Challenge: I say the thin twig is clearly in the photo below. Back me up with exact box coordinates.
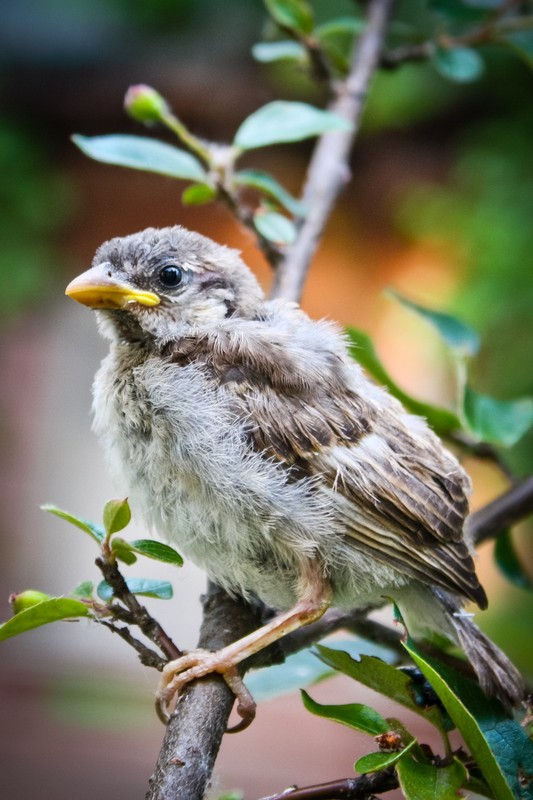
[467,475,533,545]
[146,583,264,800]
[271,0,397,302]
[258,769,399,800]
[96,556,182,660]
[98,619,166,670]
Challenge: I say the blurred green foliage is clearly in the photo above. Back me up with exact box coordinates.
[0,122,71,323]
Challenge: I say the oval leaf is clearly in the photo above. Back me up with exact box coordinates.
[396,756,468,800]
[130,539,183,566]
[71,581,95,600]
[387,289,480,357]
[41,504,105,543]
[254,210,296,244]
[264,0,314,35]
[0,598,90,641]
[252,41,307,63]
[301,690,389,735]
[355,740,416,775]
[96,578,173,602]
[432,46,485,83]
[72,134,206,182]
[463,385,533,446]
[234,101,352,150]
[103,498,131,536]
[494,530,533,591]
[235,168,307,216]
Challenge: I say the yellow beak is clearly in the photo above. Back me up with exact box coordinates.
[65,264,160,309]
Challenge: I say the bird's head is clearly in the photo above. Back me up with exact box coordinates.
[65,226,265,344]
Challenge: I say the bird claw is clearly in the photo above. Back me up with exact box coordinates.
[155,649,257,732]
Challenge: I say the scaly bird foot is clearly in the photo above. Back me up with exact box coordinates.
[155,649,256,731]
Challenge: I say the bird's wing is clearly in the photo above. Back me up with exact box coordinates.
[169,318,486,608]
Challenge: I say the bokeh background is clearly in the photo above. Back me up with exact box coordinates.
[1,1,532,798]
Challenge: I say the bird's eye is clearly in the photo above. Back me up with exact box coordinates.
[159,265,184,289]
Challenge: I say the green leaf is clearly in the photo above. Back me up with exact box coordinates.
[96,578,173,602]
[234,101,352,150]
[246,638,398,703]
[71,581,95,600]
[387,288,480,357]
[181,183,217,206]
[129,539,183,566]
[432,46,485,83]
[0,598,90,641]
[235,169,307,216]
[355,740,417,774]
[110,537,137,565]
[263,0,314,35]
[41,504,105,544]
[72,134,206,182]
[396,756,468,800]
[252,41,307,63]
[103,498,131,536]
[301,690,389,735]
[402,636,533,800]
[345,327,462,436]
[463,385,533,446]
[315,646,420,715]
[254,210,296,244]
[494,530,533,591]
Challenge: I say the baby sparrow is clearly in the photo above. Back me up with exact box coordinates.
[66,225,523,724]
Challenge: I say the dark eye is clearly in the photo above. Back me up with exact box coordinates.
[159,265,184,289]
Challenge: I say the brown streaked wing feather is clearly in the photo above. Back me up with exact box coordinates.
[167,334,486,608]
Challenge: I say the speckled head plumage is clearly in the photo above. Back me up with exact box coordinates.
[67,225,265,343]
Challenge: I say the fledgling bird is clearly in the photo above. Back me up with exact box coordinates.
[65,225,523,723]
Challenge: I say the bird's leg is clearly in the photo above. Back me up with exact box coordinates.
[156,567,332,727]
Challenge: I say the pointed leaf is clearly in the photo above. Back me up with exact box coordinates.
[264,0,314,35]
[345,327,462,436]
[254,210,296,244]
[355,740,417,775]
[396,756,468,799]
[41,504,105,543]
[235,169,307,216]
[96,578,173,601]
[463,385,533,446]
[301,690,389,735]
[494,530,533,591]
[387,289,480,357]
[72,134,206,181]
[130,539,183,566]
[234,101,352,150]
[103,498,131,536]
[246,638,398,703]
[432,46,485,83]
[0,598,90,641]
[252,41,307,63]
[402,635,533,800]
[181,183,217,205]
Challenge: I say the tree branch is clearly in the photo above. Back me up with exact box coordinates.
[258,769,399,800]
[467,475,533,545]
[271,0,397,302]
[146,582,265,800]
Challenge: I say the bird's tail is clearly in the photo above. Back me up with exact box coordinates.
[434,588,524,712]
